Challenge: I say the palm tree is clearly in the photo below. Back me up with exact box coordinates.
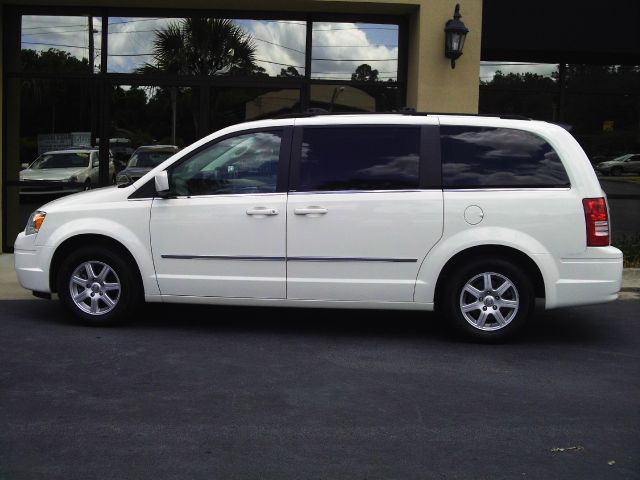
[138,17,261,76]
[137,18,264,142]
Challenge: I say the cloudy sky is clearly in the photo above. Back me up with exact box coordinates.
[21,15,556,81]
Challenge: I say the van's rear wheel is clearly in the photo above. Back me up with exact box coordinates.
[57,246,140,326]
[443,258,534,341]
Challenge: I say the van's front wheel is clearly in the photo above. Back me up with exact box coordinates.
[443,259,534,341]
[57,247,140,326]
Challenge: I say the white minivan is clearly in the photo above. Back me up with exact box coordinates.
[14,113,623,340]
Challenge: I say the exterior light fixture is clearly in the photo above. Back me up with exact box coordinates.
[444,3,469,69]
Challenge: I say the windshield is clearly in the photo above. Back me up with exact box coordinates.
[30,152,91,169]
[611,155,631,162]
[128,151,174,168]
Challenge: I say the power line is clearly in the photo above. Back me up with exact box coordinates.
[312,26,397,31]
[22,28,95,36]
[252,37,305,55]
[22,41,88,50]
[255,59,304,68]
[313,44,398,48]
[312,58,397,62]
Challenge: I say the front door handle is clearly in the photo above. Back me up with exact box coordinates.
[246,207,279,216]
[294,206,328,215]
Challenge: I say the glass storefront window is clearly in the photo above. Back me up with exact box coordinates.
[21,15,101,73]
[479,62,640,160]
[108,17,306,77]
[311,22,399,82]
[9,79,104,247]
[110,85,199,159]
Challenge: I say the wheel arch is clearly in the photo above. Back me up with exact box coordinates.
[49,234,143,294]
[433,245,546,310]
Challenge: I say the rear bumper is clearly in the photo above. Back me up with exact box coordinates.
[545,247,623,309]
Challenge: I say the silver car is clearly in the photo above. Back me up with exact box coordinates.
[19,149,115,195]
[596,153,640,176]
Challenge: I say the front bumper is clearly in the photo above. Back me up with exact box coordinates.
[14,232,55,294]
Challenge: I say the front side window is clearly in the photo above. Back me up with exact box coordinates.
[170,131,282,196]
[441,126,570,188]
[298,126,420,191]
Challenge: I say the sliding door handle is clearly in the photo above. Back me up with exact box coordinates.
[294,207,328,215]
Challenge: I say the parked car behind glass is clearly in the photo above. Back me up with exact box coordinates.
[596,153,640,176]
[116,145,179,185]
[19,148,115,195]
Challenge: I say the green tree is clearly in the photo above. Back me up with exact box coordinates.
[278,66,302,78]
[351,64,379,82]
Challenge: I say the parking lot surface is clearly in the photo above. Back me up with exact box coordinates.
[1,298,639,479]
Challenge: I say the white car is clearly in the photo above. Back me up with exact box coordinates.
[19,148,116,195]
[14,113,623,340]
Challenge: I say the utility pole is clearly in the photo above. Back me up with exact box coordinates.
[88,16,94,74]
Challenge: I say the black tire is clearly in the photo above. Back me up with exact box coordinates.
[611,167,623,176]
[57,246,141,326]
[83,179,92,190]
[442,258,534,342]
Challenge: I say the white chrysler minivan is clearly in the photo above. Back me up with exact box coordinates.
[14,113,623,340]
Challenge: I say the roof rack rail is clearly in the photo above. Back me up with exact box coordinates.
[274,109,531,121]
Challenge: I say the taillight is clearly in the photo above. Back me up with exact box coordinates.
[582,197,610,247]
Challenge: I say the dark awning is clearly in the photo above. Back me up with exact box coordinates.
[482,0,640,64]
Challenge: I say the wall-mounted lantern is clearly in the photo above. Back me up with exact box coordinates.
[444,3,469,69]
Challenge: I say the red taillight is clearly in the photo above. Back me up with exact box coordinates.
[582,197,610,247]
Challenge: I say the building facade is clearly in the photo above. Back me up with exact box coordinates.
[2,0,639,251]
[1,0,483,250]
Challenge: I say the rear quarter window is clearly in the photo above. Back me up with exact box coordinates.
[441,126,570,188]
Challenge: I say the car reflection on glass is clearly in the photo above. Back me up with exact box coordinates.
[596,153,640,176]
[19,148,116,195]
[116,145,180,185]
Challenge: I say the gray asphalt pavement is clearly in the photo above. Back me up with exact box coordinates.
[1,298,639,479]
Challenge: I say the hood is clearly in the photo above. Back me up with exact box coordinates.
[37,184,132,212]
[20,167,86,181]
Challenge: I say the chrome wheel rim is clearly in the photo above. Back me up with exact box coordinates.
[459,272,519,331]
[69,261,121,316]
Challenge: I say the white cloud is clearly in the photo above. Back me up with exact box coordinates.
[311,22,399,80]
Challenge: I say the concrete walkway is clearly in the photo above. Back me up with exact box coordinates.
[1,253,638,301]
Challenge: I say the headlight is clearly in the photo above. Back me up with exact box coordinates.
[116,174,129,184]
[68,175,78,183]
[25,211,46,236]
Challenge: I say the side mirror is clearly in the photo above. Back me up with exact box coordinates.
[154,171,170,197]
[21,163,29,169]
[92,159,100,168]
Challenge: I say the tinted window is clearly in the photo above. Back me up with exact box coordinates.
[170,131,281,196]
[441,126,570,188]
[299,127,420,191]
